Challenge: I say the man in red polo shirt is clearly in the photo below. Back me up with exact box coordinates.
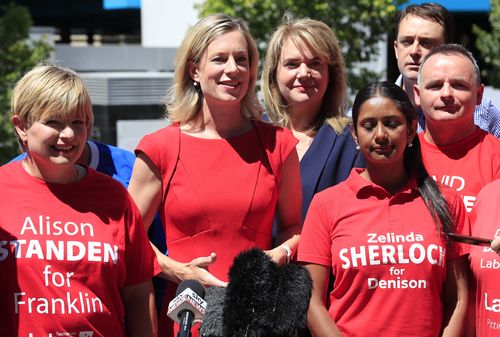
[414,44,500,213]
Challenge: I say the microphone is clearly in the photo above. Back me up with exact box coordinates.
[199,248,312,337]
[167,280,207,337]
[199,286,226,337]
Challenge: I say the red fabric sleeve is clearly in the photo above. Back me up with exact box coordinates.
[135,127,169,175]
[279,126,299,166]
[255,121,298,183]
[124,195,156,286]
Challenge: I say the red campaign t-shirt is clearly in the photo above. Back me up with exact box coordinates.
[0,161,155,337]
[419,129,500,213]
[298,169,469,337]
[469,179,500,337]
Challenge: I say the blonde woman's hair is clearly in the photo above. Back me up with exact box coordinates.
[11,64,93,126]
[261,18,349,135]
[11,64,93,150]
[166,13,261,124]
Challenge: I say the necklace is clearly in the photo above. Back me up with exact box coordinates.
[295,135,314,161]
[22,159,82,183]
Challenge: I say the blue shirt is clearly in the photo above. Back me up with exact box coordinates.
[10,140,135,186]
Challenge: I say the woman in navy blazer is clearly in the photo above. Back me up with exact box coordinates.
[262,18,364,220]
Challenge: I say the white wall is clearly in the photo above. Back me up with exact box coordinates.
[141,0,201,47]
[117,119,170,152]
[484,86,500,108]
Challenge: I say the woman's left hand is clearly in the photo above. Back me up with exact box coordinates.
[264,246,289,266]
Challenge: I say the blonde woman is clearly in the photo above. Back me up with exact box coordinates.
[128,14,302,337]
[0,64,155,337]
[261,18,364,220]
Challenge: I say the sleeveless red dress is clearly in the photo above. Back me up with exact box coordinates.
[136,121,298,337]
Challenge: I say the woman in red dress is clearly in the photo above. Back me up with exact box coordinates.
[128,14,302,337]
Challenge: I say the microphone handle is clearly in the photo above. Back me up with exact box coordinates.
[177,310,195,337]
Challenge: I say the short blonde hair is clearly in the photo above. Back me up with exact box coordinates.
[166,13,261,124]
[11,64,93,126]
[261,18,349,134]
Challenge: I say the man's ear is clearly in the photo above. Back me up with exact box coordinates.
[189,61,200,83]
[393,40,399,60]
[12,115,28,150]
[413,83,421,107]
[476,84,484,105]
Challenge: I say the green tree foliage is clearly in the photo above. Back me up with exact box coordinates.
[474,0,500,88]
[197,0,406,94]
[0,3,52,164]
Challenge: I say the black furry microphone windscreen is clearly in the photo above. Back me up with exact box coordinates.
[199,248,312,337]
[199,286,225,337]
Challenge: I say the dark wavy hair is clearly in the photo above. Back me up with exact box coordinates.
[395,2,455,43]
[352,81,454,235]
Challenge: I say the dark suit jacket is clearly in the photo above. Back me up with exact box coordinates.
[300,123,365,221]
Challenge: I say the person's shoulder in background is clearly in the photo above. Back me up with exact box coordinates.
[89,140,136,186]
[474,96,500,138]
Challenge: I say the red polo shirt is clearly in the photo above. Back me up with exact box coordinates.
[298,168,469,337]
[419,129,500,213]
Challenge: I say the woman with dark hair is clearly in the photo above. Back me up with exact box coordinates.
[298,81,469,336]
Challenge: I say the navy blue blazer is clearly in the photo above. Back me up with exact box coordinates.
[300,123,365,221]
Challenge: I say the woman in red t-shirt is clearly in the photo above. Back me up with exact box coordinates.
[298,81,469,337]
[1,64,155,337]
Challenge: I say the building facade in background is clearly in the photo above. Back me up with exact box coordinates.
[16,0,499,148]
